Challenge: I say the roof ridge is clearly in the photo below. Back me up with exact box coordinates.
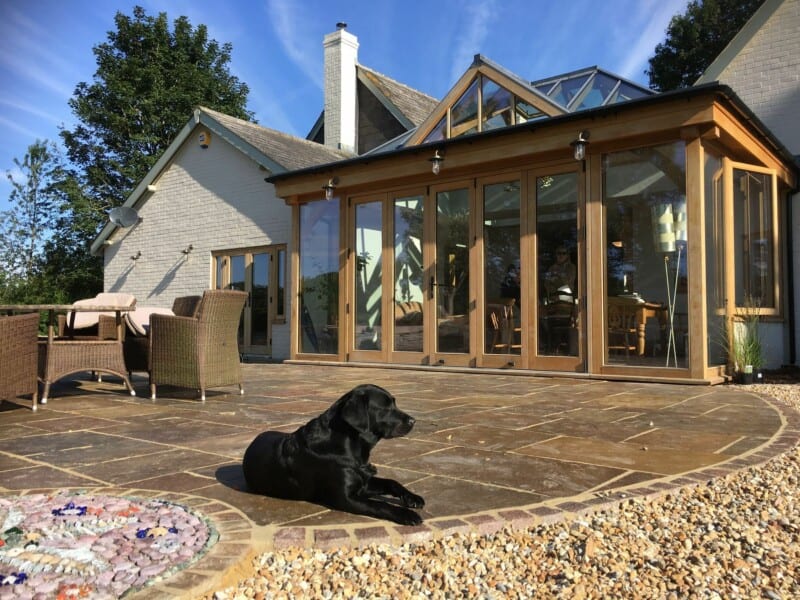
[198,106,352,157]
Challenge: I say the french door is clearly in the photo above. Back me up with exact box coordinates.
[214,246,286,356]
[344,171,583,372]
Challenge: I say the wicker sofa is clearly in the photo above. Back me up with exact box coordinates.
[148,290,247,401]
[0,313,40,411]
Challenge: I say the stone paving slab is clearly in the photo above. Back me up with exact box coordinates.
[1,363,797,598]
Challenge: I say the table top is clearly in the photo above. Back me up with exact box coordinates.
[0,304,135,312]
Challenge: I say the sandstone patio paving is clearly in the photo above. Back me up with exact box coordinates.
[0,362,795,599]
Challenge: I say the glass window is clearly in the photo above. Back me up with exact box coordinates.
[299,199,340,354]
[481,77,513,131]
[484,180,521,355]
[603,142,687,368]
[733,169,774,308]
[450,79,479,138]
[354,201,383,351]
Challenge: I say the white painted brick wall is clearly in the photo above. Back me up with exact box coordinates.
[716,0,800,154]
[103,131,292,359]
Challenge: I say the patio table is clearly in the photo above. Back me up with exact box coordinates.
[0,303,136,403]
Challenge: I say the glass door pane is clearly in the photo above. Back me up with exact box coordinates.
[393,195,424,353]
[299,200,340,354]
[435,189,470,354]
[230,255,246,346]
[483,180,521,356]
[251,253,269,348]
[536,172,579,359]
[354,201,383,351]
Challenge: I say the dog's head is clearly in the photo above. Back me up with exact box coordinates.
[336,384,415,445]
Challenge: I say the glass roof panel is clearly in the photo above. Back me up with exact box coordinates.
[547,74,590,107]
[607,81,649,104]
[450,78,479,138]
[481,77,513,131]
[573,72,618,110]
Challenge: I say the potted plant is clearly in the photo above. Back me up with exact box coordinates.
[726,300,764,384]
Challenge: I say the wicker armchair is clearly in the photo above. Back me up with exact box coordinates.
[149,290,247,401]
[0,313,40,411]
[123,295,201,376]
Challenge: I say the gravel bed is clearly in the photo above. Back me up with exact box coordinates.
[212,380,800,600]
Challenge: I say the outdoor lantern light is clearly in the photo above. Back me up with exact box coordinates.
[130,251,142,261]
[322,176,339,201]
[571,130,590,161]
[429,149,445,175]
[182,244,194,255]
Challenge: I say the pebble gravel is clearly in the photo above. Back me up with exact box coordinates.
[211,380,800,600]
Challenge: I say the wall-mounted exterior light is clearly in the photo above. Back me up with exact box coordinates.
[429,149,445,175]
[322,176,340,201]
[182,244,194,255]
[571,130,590,161]
[131,251,142,261]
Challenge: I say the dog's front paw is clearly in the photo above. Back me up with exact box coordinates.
[402,492,425,509]
[395,509,423,526]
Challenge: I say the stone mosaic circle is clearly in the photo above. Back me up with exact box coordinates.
[0,491,216,599]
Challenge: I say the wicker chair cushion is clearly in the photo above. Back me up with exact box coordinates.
[68,293,136,330]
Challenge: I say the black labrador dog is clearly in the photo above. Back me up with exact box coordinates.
[242,384,425,525]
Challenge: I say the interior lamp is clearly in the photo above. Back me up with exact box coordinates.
[322,176,339,201]
[571,130,590,161]
[429,149,445,175]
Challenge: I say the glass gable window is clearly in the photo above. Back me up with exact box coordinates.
[450,79,479,138]
[481,77,513,131]
[423,74,548,143]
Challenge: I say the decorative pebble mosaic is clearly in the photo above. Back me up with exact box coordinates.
[0,491,217,599]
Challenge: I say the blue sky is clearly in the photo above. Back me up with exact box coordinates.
[0,0,689,212]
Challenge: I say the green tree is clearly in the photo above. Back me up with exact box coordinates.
[0,141,63,303]
[49,5,254,300]
[646,0,765,92]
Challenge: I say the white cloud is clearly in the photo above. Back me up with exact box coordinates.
[0,115,46,141]
[616,0,689,81]
[266,0,323,88]
[449,0,498,83]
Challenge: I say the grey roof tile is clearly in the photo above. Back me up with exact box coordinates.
[200,106,352,171]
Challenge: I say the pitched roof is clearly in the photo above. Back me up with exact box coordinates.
[200,107,351,170]
[357,65,439,128]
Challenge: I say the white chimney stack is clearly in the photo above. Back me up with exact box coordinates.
[323,22,358,153]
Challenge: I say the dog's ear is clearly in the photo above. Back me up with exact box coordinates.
[339,387,370,435]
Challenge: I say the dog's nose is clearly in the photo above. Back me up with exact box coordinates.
[406,416,415,427]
